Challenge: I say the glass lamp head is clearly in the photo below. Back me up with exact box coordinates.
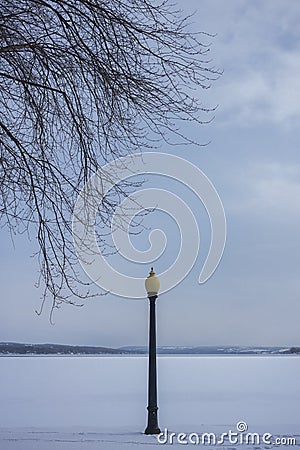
[145,267,160,297]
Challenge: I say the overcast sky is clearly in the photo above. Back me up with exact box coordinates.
[1,0,300,348]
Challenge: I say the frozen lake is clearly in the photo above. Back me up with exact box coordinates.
[0,356,299,449]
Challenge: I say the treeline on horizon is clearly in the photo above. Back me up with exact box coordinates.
[0,343,299,355]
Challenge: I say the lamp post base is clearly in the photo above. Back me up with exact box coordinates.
[145,427,161,435]
[144,406,161,435]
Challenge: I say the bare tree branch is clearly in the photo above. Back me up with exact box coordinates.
[0,0,221,314]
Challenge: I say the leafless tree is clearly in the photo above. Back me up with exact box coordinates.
[0,0,220,315]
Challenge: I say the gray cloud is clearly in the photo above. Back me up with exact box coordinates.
[1,0,299,348]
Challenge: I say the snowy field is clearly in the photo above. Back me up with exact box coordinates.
[0,356,299,449]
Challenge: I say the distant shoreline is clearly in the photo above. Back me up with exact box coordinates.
[0,342,299,356]
[1,353,300,358]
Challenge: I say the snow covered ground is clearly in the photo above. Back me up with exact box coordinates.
[0,356,299,449]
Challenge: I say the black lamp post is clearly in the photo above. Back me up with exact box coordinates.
[144,267,161,435]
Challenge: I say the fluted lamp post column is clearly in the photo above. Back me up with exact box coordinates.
[144,267,161,435]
